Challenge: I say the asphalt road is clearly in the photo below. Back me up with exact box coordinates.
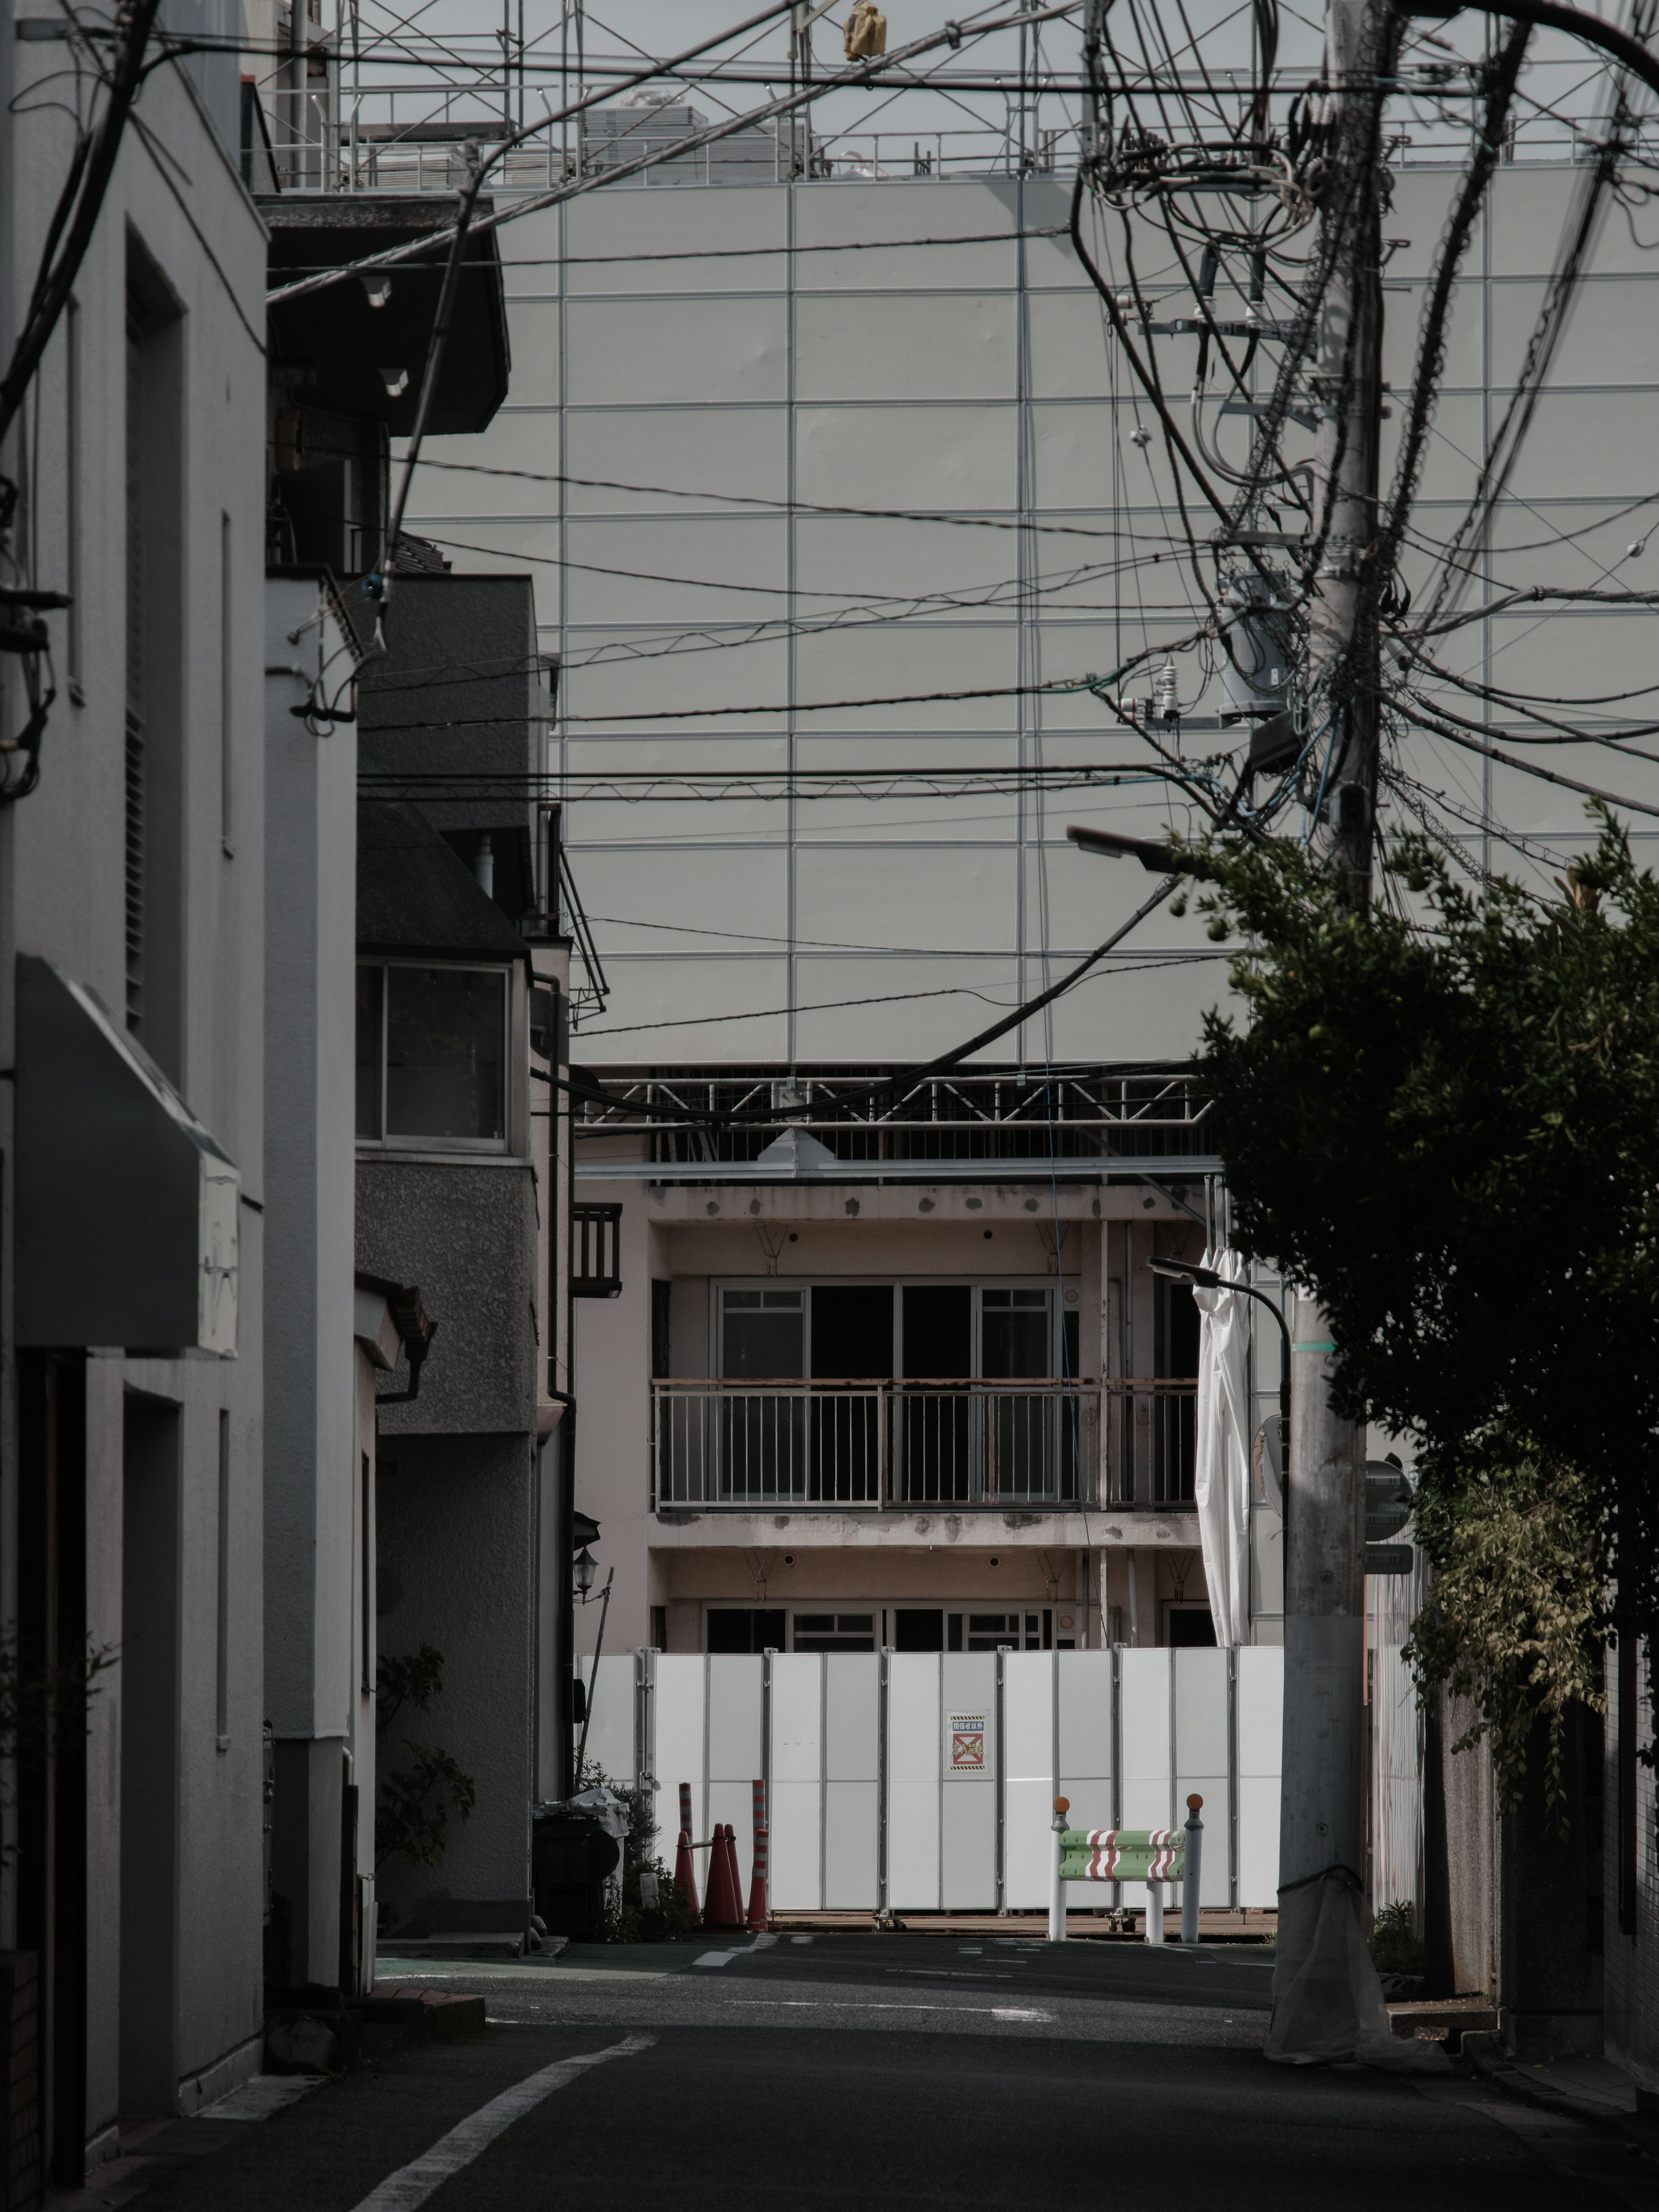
[117,1935,1659,2212]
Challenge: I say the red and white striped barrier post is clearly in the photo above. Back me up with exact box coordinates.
[674,1783,700,1920]
[1049,1796,1070,1944]
[747,1777,769,1932]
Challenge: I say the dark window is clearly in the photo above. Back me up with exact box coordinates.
[810,1285,893,1379]
[357,964,508,1144]
[1167,1607,1216,1647]
[706,1608,785,1654]
[649,1605,667,1653]
[947,1613,963,1652]
[652,1281,672,1379]
[355,966,383,1137]
[903,1285,971,1379]
[792,1612,876,1654]
[895,1609,944,1653]
[981,1288,1051,1378]
[720,1290,803,1379]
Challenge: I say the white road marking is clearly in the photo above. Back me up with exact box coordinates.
[346,2034,654,2212]
[886,1968,1013,1981]
[790,1935,813,1945]
[751,1933,780,1949]
[694,1951,739,1968]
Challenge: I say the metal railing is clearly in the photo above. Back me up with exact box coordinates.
[652,1378,1196,1512]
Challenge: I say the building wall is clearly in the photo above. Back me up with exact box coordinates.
[404,162,1659,1066]
[2,34,269,2161]
[359,1159,539,1438]
[374,1434,536,1916]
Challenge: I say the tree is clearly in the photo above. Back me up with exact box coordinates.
[1177,810,1659,1803]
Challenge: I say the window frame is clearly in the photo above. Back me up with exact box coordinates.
[711,1278,1065,1382]
[355,955,516,1155]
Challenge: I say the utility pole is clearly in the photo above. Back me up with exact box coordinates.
[1307,0,1390,915]
[1269,0,1390,2053]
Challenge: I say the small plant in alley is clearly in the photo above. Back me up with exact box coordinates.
[375,1644,477,1872]
[1369,1901,1425,1978]
[577,1761,697,1941]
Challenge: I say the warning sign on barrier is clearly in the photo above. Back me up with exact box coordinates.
[947,1712,987,1775]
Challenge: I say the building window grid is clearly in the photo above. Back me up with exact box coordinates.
[355,957,511,1152]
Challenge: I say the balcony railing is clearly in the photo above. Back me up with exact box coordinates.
[652,1379,1198,1513]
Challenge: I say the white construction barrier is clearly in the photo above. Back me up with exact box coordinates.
[580,1643,1285,1913]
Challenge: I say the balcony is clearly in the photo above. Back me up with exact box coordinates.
[651,1379,1198,1514]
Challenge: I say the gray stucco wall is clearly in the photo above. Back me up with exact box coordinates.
[356,1158,539,1436]
[374,1432,536,1915]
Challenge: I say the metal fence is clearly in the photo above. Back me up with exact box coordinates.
[652,1379,1195,1512]
[578,1644,1287,1913]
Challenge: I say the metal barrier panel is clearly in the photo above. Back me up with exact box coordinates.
[1057,1649,1116,1838]
[1002,1652,1057,1910]
[769,1653,824,1911]
[1119,1648,1174,1833]
[886,1652,942,1910]
[708,1654,765,1899]
[579,1654,639,1792]
[1174,1646,1232,1908]
[654,1655,708,1859]
[940,1653,998,1909]
[823,1653,880,1908]
[1236,1645,1284,1907]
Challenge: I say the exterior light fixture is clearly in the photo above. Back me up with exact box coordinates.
[379,366,410,397]
[1066,823,1179,871]
[574,1545,597,1599]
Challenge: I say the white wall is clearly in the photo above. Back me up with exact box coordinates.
[400,162,1659,1067]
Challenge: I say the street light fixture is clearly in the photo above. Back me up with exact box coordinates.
[1066,823,1180,872]
[1146,1254,1291,1455]
[574,1545,597,1601]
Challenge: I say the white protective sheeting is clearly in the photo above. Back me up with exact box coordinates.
[1266,1868,1449,2073]
[1192,1245,1254,1646]
[642,1646,1286,1912]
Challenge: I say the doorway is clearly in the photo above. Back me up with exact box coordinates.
[121,1395,181,2117]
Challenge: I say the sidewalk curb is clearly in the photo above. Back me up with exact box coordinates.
[1462,2031,1640,2127]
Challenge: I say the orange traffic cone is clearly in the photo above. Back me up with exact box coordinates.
[705,1823,742,1930]
[674,1828,701,1922]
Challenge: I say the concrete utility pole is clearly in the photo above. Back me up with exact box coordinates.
[1270,0,1390,2050]
[1306,0,1389,915]
[1281,1300,1367,1885]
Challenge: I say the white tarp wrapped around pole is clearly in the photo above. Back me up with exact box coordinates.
[1192,1246,1252,1647]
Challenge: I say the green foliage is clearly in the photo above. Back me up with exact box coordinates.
[375,1643,446,1731]
[1404,1443,1608,1814]
[375,1646,477,1874]
[1370,1900,1425,1978]
[578,1762,699,1942]
[1177,811,1659,1804]
[0,1634,117,1858]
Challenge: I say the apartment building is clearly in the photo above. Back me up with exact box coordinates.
[1,7,268,2185]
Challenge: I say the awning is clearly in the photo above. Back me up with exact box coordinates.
[17,956,240,1353]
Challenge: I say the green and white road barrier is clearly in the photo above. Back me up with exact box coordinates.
[1048,1793,1204,1945]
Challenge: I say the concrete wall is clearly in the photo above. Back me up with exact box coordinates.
[374,1433,536,1916]
[359,1159,539,1437]
[1,34,269,2162]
